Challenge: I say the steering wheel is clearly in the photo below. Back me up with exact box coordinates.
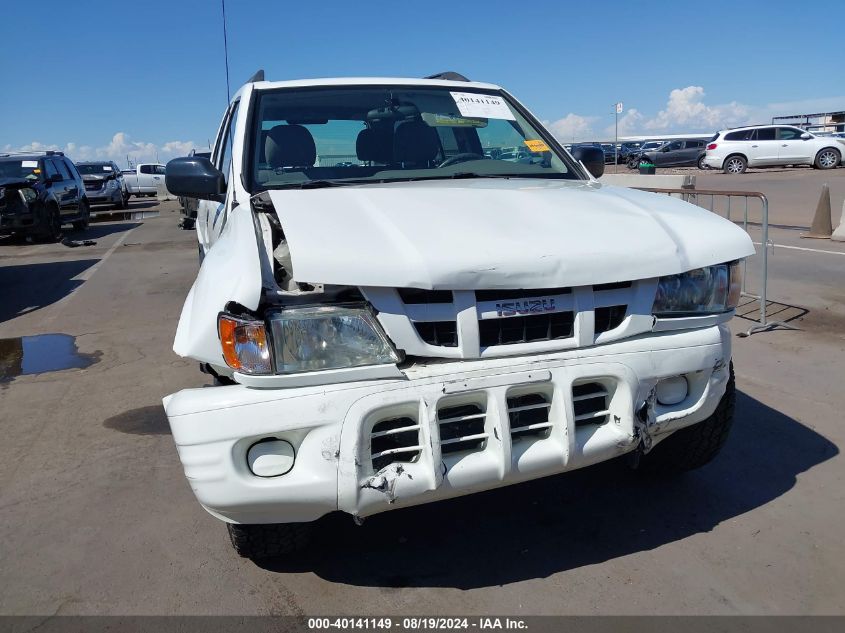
[438,152,483,168]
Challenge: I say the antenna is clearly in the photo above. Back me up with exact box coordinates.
[221,0,231,102]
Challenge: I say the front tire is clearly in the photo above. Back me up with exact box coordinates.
[40,202,62,242]
[815,148,840,170]
[72,200,90,231]
[227,523,312,559]
[723,155,747,174]
[633,364,735,474]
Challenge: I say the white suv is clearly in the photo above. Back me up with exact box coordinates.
[704,124,844,174]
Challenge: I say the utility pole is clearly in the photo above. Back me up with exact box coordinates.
[614,102,623,166]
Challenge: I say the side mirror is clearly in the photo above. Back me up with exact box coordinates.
[49,173,63,184]
[571,146,604,178]
[800,132,811,140]
[165,156,225,200]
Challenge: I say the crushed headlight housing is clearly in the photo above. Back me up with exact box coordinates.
[652,262,742,316]
[267,305,399,374]
[218,314,272,374]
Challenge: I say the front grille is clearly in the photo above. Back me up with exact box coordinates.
[572,382,610,426]
[475,287,571,301]
[507,393,553,440]
[370,416,422,471]
[595,305,627,334]
[398,289,453,304]
[437,401,487,455]
[479,311,574,347]
[414,321,458,347]
[84,180,103,191]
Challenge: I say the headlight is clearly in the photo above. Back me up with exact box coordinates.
[217,305,399,375]
[106,179,118,189]
[267,305,399,374]
[652,262,742,316]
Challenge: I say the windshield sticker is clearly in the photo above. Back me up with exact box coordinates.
[523,139,550,153]
[22,160,38,168]
[422,112,488,128]
[450,92,515,121]
[103,165,112,171]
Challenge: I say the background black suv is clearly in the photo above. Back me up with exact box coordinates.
[0,151,90,241]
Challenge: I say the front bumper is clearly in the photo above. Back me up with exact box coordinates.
[85,188,121,205]
[0,211,37,234]
[164,325,733,525]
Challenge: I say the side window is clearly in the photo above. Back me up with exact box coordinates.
[211,104,235,165]
[755,128,776,141]
[725,129,754,141]
[140,165,153,174]
[218,101,240,186]
[777,127,803,140]
[54,159,72,180]
[666,141,683,151]
[685,140,703,149]
[64,159,80,180]
[154,165,166,175]
[43,159,59,180]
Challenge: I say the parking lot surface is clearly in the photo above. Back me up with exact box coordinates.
[1,187,844,615]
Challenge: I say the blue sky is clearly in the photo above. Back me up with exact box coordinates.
[1,0,843,164]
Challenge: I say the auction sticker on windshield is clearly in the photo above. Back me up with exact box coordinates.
[524,139,550,152]
[451,92,515,120]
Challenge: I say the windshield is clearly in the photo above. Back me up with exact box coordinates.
[0,159,42,181]
[77,163,114,175]
[249,85,581,190]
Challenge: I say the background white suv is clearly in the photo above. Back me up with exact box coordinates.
[703,124,844,174]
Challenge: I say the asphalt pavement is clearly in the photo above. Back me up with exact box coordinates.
[0,193,843,615]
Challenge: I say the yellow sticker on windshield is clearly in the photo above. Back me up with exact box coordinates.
[524,139,550,152]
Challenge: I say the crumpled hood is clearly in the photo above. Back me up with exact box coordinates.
[0,177,38,189]
[267,179,755,289]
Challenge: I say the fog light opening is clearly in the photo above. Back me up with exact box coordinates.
[655,376,688,406]
[247,439,295,477]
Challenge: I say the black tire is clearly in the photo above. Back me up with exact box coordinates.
[40,202,62,242]
[115,191,127,210]
[626,157,639,170]
[72,200,90,231]
[815,148,840,170]
[723,155,747,174]
[226,522,312,559]
[697,155,709,170]
[633,364,735,474]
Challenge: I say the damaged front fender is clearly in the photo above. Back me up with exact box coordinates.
[173,205,264,366]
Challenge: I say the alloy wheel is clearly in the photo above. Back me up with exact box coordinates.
[819,151,838,169]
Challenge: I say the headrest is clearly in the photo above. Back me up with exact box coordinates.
[265,124,316,169]
[393,120,439,165]
[356,128,391,163]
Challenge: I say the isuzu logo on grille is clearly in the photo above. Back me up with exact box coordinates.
[495,298,556,317]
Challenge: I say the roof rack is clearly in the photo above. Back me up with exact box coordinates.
[425,71,470,82]
[246,69,265,83]
[0,150,63,157]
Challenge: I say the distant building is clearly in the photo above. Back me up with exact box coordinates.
[772,110,845,133]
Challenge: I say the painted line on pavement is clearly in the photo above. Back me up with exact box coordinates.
[753,241,845,256]
[41,226,139,325]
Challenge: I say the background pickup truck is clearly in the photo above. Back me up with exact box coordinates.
[121,163,167,197]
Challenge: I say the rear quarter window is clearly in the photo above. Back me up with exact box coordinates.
[724,130,753,141]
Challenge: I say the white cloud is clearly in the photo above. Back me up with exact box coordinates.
[543,113,598,142]
[644,86,749,131]
[3,132,197,165]
[550,86,845,140]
